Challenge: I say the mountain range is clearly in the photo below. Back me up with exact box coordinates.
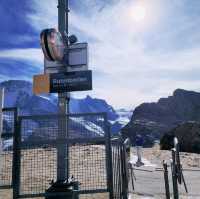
[2,80,200,148]
[0,80,131,134]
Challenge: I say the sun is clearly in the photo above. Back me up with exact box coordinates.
[131,5,146,22]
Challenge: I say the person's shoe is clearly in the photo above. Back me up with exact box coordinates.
[135,161,144,167]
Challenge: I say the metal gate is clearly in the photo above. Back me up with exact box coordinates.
[111,138,129,199]
[0,107,17,189]
[13,113,114,199]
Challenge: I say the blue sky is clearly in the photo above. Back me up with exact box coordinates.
[0,0,200,109]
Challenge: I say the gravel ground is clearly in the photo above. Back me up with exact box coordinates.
[129,145,200,198]
[0,145,109,199]
[1,145,200,199]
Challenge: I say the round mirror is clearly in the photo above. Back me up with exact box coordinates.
[40,28,65,62]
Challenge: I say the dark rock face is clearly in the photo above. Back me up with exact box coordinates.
[160,122,200,153]
[132,89,200,124]
[122,89,200,146]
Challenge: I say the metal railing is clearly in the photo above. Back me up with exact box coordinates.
[163,137,188,199]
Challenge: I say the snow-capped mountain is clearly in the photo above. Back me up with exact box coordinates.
[1,80,57,115]
[70,95,118,121]
[115,109,132,126]
[0,80,131,134]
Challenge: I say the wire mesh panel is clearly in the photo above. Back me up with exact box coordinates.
[19,147,57,196]
[0,150,12,188]
[1,108,16,138]
[13,113,112,199]
[69,144,108,191]
[0,108,17,188]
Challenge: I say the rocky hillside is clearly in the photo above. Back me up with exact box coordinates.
[122,89,200,146]
[160,121,200,153]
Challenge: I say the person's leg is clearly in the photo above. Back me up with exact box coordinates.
[136,146,144,167]
[136,146,141,162]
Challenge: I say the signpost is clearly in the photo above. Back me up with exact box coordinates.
[33,0,92,183]
[33,71,92,95]
[50,71,92,93]
[33,74,50,95]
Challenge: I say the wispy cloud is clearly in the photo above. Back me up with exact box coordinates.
[2,0,200,109]
[0,48,43,67]
[0,58,40,81]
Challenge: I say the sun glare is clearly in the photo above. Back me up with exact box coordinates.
[131,5,146,22]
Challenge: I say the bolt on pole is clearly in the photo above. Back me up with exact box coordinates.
[57,0,70,181]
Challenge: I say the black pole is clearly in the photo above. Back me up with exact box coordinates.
[171,149,179,199]
[163,160,170,199]
[13,113,21,199]
[57,0,70,181]
[180,165,188,193]
[174,137,182,184]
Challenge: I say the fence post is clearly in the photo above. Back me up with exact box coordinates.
[123,138,130,199]
[0,88,4,179]
[171,149,179,199]
[12,117,21,199]
[104,114,114,199]
[11,108,18,187]
[163,160,170,199]
[174,138,182,184]
[120,140,128,199]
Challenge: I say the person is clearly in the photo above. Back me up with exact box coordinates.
[135,134,144,167]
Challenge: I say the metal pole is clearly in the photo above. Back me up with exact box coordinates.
[57,0,70,181]
[174,138,181,184]
[13,116,21,199]
[163,160,170,199]
[171,149,179,199]
[0,88,4,174]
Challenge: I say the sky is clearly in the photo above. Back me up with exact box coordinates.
[0,0,200,109]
